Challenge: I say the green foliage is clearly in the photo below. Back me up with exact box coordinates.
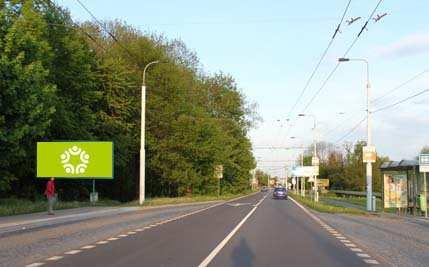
[0,1,257,201]
[300,141,389,193]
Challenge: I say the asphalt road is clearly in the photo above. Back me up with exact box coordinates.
[34,192,380,267]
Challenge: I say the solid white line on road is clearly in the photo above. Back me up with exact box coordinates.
[198,194,268,267]
[81,245,96,249]
[64,250,81,255]
[26,263,45,267]
[46,256,63,261]
[363,259,379,265]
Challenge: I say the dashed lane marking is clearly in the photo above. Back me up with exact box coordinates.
[81,245,95,249]
[364,259,380,265]
[46,256,63,261]
[27,192,265,267]
[289,196,382,266]
[64,250,81,255]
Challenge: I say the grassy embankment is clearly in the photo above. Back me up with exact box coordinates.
[290,193,368,215]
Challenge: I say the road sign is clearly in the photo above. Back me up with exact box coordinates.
[214,165,223,179]
[419,154,429,172]
[363,146,376,163]
[292,166,318,177]
[311,156,320,166]
[37,141,113,178]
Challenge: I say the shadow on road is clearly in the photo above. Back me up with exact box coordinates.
[231,237,255,267]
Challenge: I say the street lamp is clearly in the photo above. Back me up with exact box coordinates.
[139,60,160,205]
[338,57,375,212]
[298,113,319,202]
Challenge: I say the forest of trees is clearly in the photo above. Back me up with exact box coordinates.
[0,0,259,201]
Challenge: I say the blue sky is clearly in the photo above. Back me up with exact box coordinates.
[57,0,429,175]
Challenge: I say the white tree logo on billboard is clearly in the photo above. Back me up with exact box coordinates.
[60,146,90,174]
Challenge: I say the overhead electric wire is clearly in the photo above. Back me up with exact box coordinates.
[75,0,141,65]
[44,1,108,53]
[278,0,354,148]
[300,0,384,114]
[372,69,429,105]
[334,116,366,143]
[286,0,353,120]
[372,88,429,114]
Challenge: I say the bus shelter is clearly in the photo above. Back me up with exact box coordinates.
[380,160,427,216]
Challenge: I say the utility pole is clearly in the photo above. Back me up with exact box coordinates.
[139,60,159,205]
[339,57,375,211]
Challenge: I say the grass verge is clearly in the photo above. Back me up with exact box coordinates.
[0,198,121,217]
[291,193,368,215]
[126,191,256,207]
[0,190,256,217]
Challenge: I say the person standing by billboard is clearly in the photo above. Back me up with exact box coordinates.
[44,177,56,215]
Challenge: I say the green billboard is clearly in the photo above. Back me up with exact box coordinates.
[37,142,113,179]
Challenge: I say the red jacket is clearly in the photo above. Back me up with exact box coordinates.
[44,180,55,197]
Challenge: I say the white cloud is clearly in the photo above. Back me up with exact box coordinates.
[374,33,429,59]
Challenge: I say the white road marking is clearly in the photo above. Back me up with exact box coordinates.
[46,256,63,261]
[64,250,81,255]
[289,197,381,265]
[118,234,128,237]
[108,237,119,241]
[135,228,143,232]
[26,263,45,267]
[81,245,96,249]
[364,259,379,265]
[198,194,268,267]
[144,226,152,229]
[127,231,136,234]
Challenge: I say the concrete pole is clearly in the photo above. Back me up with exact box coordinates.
[139,60,159,205]
[139,84,146,205]
[365,60,374,212]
